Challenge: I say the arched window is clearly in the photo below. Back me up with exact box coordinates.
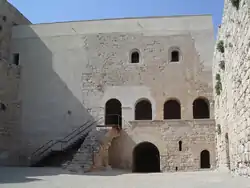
[135,99,152,120]
[131,50,140,63]
[169,47,181,63]
[164,99,181,119]
[105,99,122,126]
[178,141,182,151]
[171,50,179,62]
[193,97,210,119]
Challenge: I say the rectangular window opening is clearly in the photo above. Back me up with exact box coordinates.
[2,16,7,22]
[13,53,20,65]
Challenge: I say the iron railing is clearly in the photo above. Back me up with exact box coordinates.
[29,114,127,164]
[102,113,133,130]
[101,114,122,129]
[29,117,102,163]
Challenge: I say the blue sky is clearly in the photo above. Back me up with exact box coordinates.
[9,0,224,35]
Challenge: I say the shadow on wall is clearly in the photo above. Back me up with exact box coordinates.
[12,26,96,165]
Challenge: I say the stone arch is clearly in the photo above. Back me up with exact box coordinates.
[132,142,160,173]
[130,49,140,63]
[169,47,182,62]
[164,98,181,119]
[135,98,152,120]
[105,98,122,126]
[193,97,210,119]
[200,150,210,169]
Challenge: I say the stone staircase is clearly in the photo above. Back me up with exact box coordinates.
[66,125,120,173]
[29,119,97,167]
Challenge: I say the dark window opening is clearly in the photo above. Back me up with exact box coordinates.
[175,167,178,171]
[225,133,230,169]
[164,100,181,119]
[0,103,7,111]
[178,141,182,151]
[131,51,139,63]
[171,51,179,62]
[135,99,152,120]
[105,99,122,127]
[0,25,2,31]
[200,150,210,169]
[2,16,6,22]
[13,53,20,65]
[225,133,229,140]
[193,98,210,119]
[132,142,160,173]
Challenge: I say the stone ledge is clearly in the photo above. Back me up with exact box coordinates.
[129,119,215,128]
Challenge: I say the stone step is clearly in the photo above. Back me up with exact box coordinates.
[65,126,120,173]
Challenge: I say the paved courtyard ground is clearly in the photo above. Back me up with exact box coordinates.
[0,167,250,188]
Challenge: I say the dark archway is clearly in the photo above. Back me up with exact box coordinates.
[200,150,210,169]
[135,99,152,120]
[105,99,122,126]
[164,99,181,119]
[193,98,210,119]
[132,142,160,173]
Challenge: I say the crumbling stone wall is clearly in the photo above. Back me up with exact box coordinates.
[0,0,30,165]
[108,120,216,172]
[213,0,250,176]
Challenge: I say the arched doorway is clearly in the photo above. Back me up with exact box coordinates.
[200,150,210,169]
[164,99,181,119]
[193,97,210,119]
[105,99,122,126]
[135,99,152,120]
[132,142,160,173]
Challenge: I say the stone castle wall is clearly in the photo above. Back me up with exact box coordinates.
[213,0,250,176]
[109,119,216,172]
[10,16,215,165]
[0,0,30,165]
[10,15,215,164]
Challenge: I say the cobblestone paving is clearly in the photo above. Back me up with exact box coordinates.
[0,167,250,188]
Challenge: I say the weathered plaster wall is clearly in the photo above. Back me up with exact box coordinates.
[11,15,215,165]
[213,0,250,176]
[109,120,216,172]
[12,15,215,71]
[0,0,30,165]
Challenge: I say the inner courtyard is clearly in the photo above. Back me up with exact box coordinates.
[1,167,250,188]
